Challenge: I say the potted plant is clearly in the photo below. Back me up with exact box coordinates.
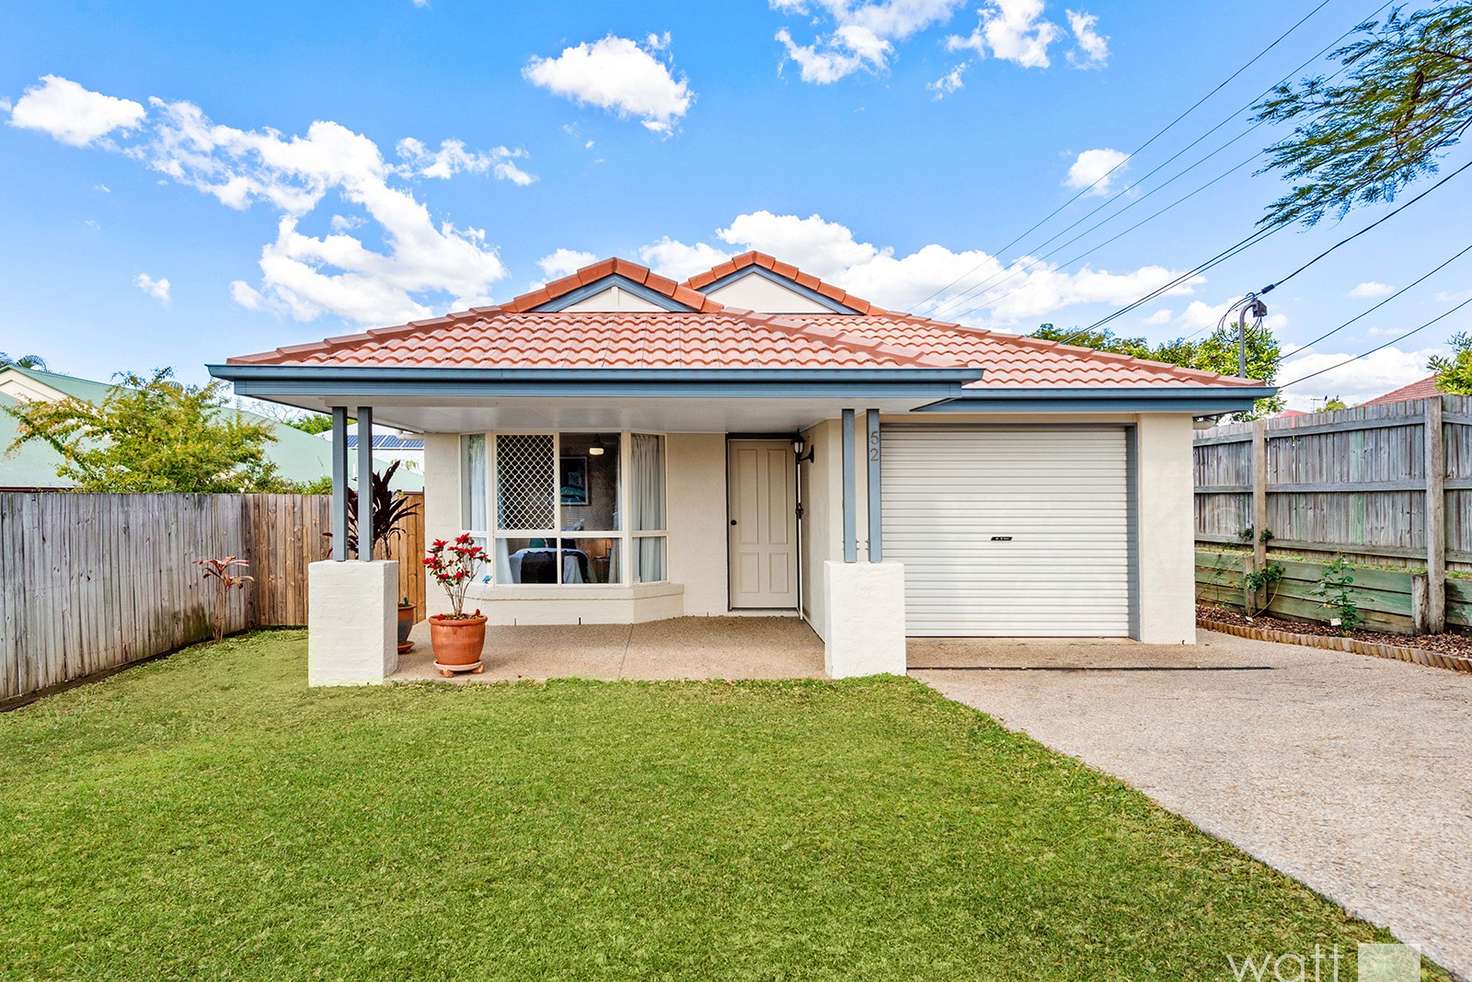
[424,533,490,676]
[327,460,422,651]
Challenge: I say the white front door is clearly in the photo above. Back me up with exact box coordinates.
[727,440,799,609]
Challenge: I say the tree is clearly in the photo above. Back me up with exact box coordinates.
[0,352,47,370]
[1253,4,1472,228]
[3,368,300,492]
[1322,396,1349,411]
[1429,331,1472,393]
[287,413,336,435]
[1031,321,1285,419]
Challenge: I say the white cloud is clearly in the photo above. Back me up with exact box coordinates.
[1348,280,1393,298]
[6,75,146,147]
[774,0,965,83]
[537,248,598,281]
[1065,9,1108,67]
[1437,288,1472,303]
[82,218,101,231]
[5,78,525,326]
[230,279,262,309]
[1065,147,1128,195]
[394,137,534,185]
[929,62,969,98]
[93,183,111,193]
[136,272,171,303]
[637,237,733,282]
[524,34,693,135]
[1143,308,1173,326]
[1176,298,1289,336]
[947,0,1059,69]
[639,210,1201,326]
[1278,345,1442,411]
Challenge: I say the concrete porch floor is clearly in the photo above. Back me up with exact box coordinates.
[392,616,826,682]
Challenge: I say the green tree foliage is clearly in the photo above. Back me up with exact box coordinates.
[0,352,47,370]
[1253,4,1472,228]
[1428,331,1472,394]
[1322,396,1349,411]
[1030,322,1285,418]
[3,368,300,492]
[286,413,335,435]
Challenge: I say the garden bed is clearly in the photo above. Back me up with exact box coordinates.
[1198,602,1472,673]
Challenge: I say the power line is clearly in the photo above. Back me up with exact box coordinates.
[1258,157,1472,296]
[914,0,1377,314]
[1279,296,1472,389]
[1274,241,1472,361]
[940,148,1263,323]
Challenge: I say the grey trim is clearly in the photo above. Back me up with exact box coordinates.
[1125,424,1140,640]
[866,408,882,563]
[842,409,856,563]
[920,391,1273,414]
[533,274,694,312]
[697,266,860,314]
[356,406,373,560]
[331,407,348,562]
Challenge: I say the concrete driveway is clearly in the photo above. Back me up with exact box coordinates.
[911,630,1472,979]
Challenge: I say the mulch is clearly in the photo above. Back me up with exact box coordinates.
[1197,602,1472,659]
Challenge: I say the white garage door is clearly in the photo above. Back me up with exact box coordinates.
[882,427,1132,637]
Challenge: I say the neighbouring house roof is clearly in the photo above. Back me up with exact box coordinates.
[1275,409,1309,418]
[0,364,421,491]
[224,254,1260,393]
[1362,374,1443,407]
[346,434,425,451]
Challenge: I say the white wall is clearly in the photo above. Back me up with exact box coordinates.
[561,286,665,312]
[422,433,461,618]
[704,273,835,313]
[1134,413,1198,643]
[666,433,728,615]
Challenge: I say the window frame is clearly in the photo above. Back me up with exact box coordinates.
[463,429,669,588]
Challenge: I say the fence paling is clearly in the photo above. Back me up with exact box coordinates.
[0,490,425,703]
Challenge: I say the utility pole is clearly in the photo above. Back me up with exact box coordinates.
[1237,295,1268,378]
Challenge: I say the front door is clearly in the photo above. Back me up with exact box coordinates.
[727,439,798,609]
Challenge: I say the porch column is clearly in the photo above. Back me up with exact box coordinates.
[823,406,905,678]
[307,402,399,685]
[356,405,374,559]
[330,406,349,561]
[842,408,856,562]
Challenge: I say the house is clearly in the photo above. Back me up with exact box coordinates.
[209,252,1272,683]
[330,428,425,476]
[0,363,421,492]
[1362,374,1444,407]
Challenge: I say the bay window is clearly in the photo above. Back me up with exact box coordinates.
[462,431,666,586]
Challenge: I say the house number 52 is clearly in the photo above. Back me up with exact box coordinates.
[867,429,880,462]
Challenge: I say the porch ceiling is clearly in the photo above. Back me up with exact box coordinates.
[236,392,936,433]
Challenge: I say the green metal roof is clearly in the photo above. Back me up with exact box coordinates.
[0,366,421,492]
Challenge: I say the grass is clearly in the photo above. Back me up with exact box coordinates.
[0,632,1441,980]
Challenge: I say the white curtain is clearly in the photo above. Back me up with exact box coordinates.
[632,434,666,582]
[460,434,487,532]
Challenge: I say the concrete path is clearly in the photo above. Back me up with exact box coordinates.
[393,616,825,682]
[911,630,1472,979]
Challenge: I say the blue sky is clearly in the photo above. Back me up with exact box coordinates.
[2,0,1468,409]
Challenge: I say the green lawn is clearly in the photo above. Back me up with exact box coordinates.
[0,632,1438,980]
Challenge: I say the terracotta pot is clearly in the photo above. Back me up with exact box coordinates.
[428,612,486,670]
[397,602,417,645]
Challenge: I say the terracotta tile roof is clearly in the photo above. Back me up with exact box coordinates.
[1361,374,1442,406]
[681,251,881,314]
[770,313,1261,387]
[497,256,724,314]
[226,254,1259,388]
[228,309,960,369]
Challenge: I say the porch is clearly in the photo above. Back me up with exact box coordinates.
[391,616,825,682]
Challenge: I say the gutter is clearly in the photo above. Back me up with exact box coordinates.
[915,385,1278,414]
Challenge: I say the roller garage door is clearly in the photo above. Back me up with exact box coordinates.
[881,427,1132,636]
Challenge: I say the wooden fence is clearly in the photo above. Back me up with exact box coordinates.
[1194,395,1472,632]
[0,491,424,705]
